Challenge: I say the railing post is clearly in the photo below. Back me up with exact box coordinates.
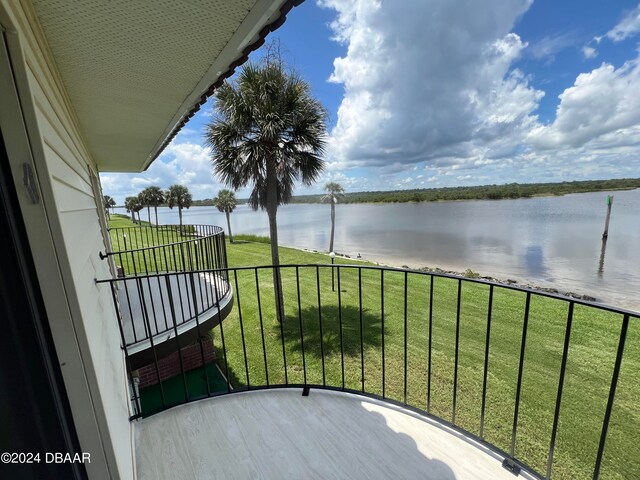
[503,291,531,475]
[546,301,574,479]
[480,284,494,439]
[593,314,630,480]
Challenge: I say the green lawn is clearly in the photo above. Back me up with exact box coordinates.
[109,217,639,480]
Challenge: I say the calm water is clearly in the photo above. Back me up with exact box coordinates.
[120,189,640,310]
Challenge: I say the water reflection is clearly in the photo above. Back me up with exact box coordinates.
[598,237,608,278]
[524,245,546,277]
[130,188,640,310]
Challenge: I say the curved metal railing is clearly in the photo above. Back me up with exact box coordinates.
[110,262,639,480]
[102,224,227,276]
[99,224,231,357]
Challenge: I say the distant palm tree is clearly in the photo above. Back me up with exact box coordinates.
[205,56,327,322]
[213,189,237,243]
[322,182,345,253]
[140,186,165,225]
[124,196,143,223]
[166,184,192,233]
[103,195,116,219]
[138,190,152,223]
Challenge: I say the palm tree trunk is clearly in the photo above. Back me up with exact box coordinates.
[178,207,183,235]
[147,206,151,224]
[225,211,233,243]
[130,211,135,222]
[329,200,335,253]
[154,206,159,226]
[267,162,284,323]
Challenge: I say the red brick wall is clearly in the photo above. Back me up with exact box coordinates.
[136,339,215,389]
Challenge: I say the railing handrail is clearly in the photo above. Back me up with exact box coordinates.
[98,261,638,479]
[97,263,640,318]
[102,224,224,258]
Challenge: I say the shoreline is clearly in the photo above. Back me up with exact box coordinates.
[292,245,602,304]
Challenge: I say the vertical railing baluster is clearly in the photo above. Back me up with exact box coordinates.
[255,268,269,386]
[187,271,212,398]
[220,231,229,285]
[137,277,165,409]
[296,266,307,387]
[170,244,185,326]
[121,277,138,343]
[403,271,408,404]
[316,266,326,387]
[452,278,462,423]
[152,246,169,332]
[338,267,345,390]
[165,275,189,403]
[480,284,494,439]
[217,299,231,394]
[427,275,434,414]
[510,291,531,459]
[381,270,385,399]
[593,314,630,480]
[234,270,250,389]
[360,268,365,393]
[279,267,289,386]
[180,243,194,318]
[546,301,574,479]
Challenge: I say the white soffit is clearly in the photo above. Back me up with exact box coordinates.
[30,0,293,172]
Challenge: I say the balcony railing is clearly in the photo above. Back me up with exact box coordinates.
[98,241,639,479]
[99,224,232,368]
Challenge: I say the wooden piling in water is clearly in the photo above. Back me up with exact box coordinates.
[602,195,613,238]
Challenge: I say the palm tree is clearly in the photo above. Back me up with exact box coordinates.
[213,189,237,243]
[140,186,165,225]
[103,195,116,219]
[205,56,327,322]
[138,190,152,223]
[124,196,142,223]
[322,182,345,253]
[166,184,192,233]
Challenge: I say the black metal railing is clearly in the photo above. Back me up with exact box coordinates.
[97,262,639,480]
[99,224,231,356]
[102,224,227,277]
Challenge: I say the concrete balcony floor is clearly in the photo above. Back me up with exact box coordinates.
[134,389,525,479]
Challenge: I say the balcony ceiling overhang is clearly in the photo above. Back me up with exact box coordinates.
[31,0,299,172]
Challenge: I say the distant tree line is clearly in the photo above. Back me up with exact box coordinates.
[287,178,640,204]
[106,184,193,232]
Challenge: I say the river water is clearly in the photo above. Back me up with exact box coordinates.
[119,189,640,310]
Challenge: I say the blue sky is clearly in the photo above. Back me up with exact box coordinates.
[101,0,640,203]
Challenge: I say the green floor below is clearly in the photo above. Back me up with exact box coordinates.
[138,362,229,416]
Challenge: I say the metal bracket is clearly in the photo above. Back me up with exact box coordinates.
[99,251,108,260]
[22,163,40,204]
[502,458,521,476]
[302,386,310,397]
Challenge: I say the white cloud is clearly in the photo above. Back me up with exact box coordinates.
[528,31,578,61]
[100,141,228,204]
[320,0,540,170]
[528,56,640,149]
[605,4,640,42]
[582,45,597,59]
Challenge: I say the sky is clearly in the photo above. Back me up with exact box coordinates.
[101,0,640,204]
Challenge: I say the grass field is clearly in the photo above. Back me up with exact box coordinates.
[108,217,639,480]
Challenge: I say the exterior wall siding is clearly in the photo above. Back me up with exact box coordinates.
[1,1,133,477]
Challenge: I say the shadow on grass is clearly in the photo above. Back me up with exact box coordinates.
[275,304,384,358]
